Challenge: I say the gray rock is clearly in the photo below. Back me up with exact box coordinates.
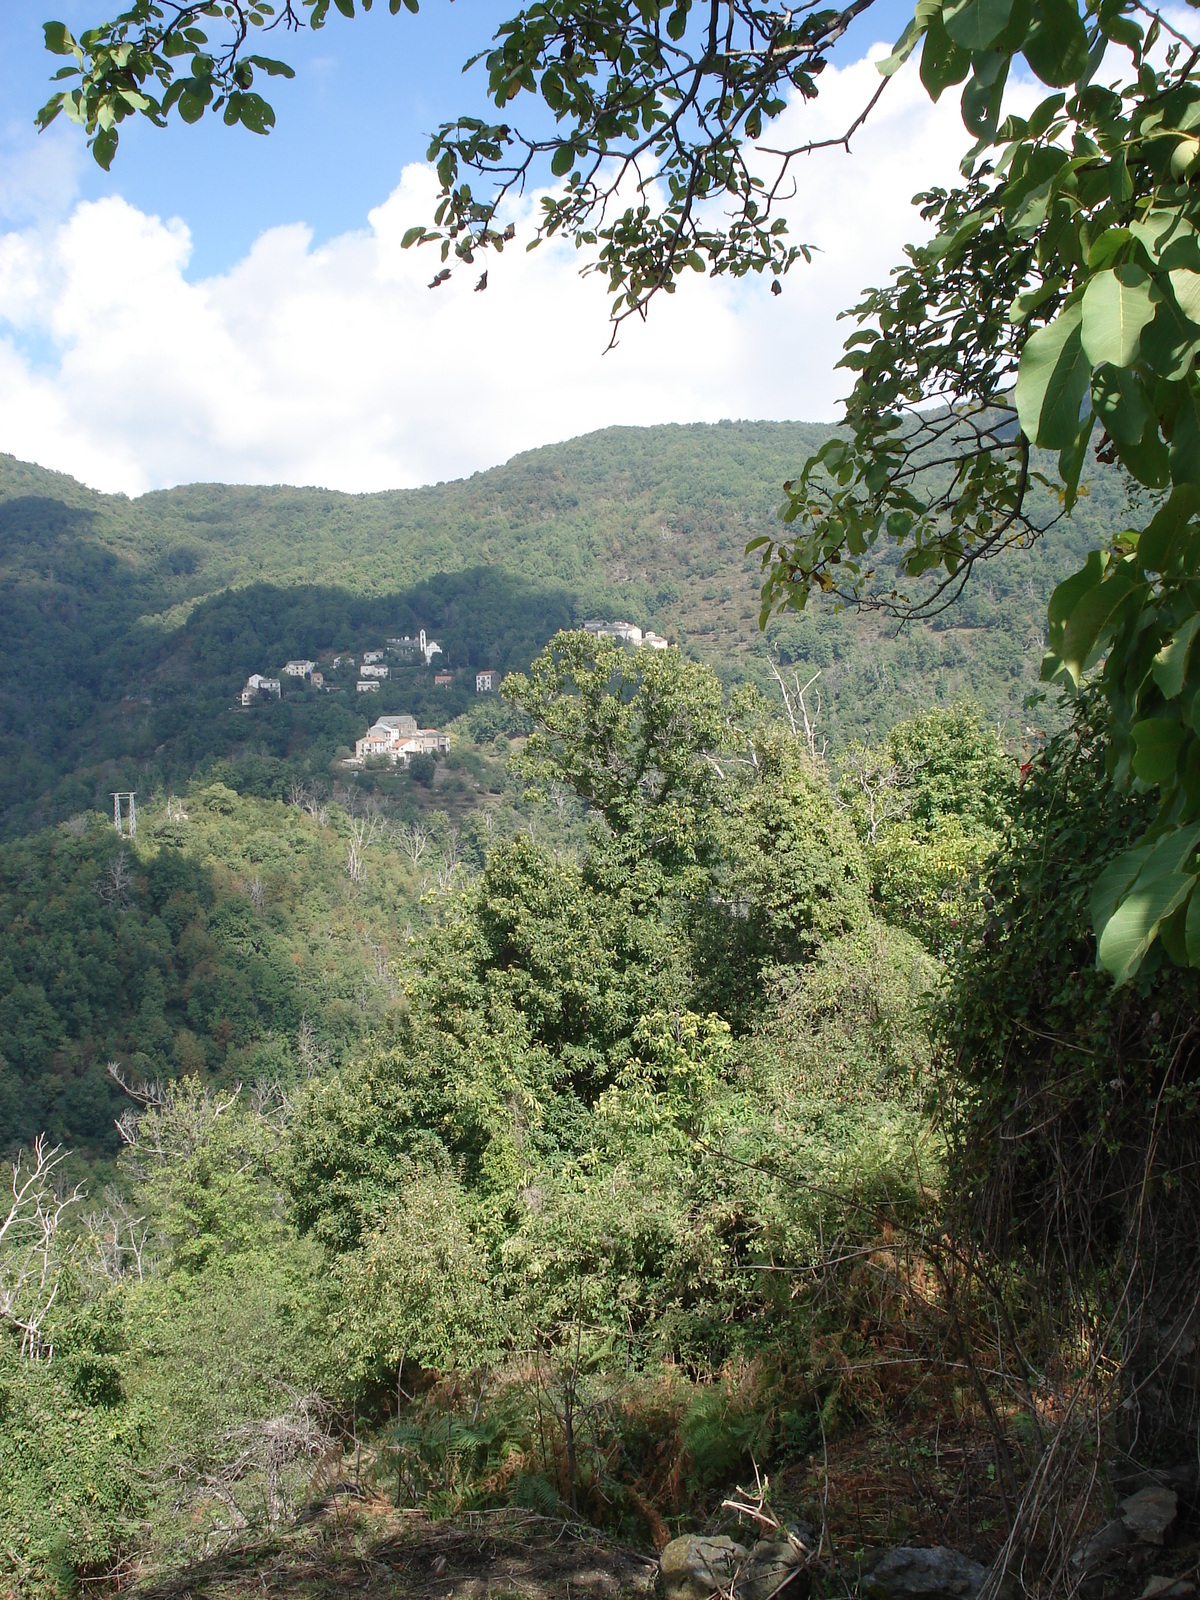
[660,1535,748,1600]
[861,1547,988,1600]
[739,1539,807,1600]
[1121,1487,1179,1546]
[1141,1577,1197,1599]
[659,1535,809,1600]
[1072,1519,1129,1572]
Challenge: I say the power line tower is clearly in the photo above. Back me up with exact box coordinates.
[111,792,137,839]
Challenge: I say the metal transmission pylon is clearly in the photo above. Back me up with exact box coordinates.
[111,792,137,838]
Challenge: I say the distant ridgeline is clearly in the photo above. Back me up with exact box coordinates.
[0,421,1126,838]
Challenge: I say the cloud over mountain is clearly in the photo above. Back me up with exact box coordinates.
[0,50,991,495]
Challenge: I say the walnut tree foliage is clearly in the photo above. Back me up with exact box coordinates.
[40,0,1200,975]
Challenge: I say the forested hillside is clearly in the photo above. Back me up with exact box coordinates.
[4,638,1194,1600]
[5,429,1192,1600]
[0,417,1139,1184]
[0,423,1129,837]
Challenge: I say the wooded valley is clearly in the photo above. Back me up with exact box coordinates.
[1,427,1194,1600]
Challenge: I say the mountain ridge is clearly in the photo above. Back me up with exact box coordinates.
[0,419,1119,836]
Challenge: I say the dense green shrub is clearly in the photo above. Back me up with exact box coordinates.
[0,1337,146,1595]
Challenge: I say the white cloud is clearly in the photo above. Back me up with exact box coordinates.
[0,50,1014,496]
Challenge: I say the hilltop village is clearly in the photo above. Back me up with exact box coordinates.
[239,627,454,707]
[237,618,672,765]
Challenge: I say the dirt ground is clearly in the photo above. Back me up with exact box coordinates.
[129,1505,659,1600]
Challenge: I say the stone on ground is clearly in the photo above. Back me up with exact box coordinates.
[658,1534,808,1600]
[659,1535,748,1600]
[860,1546,989,1600]
[1121,1487,1179,1546]
[739,1538,806,1600]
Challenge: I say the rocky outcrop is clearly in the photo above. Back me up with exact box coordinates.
[659,1535,747,1600]
[1141,1577,1197,1599]
[859,1546,989,1600]
[658,1534,807,1600]
[739,1539,806,1600]
[1121,1487,1180,1546]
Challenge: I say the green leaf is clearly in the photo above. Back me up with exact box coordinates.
[1047,546,1107,645]
[1092,364,1150,445]
[1058,560,1142,684]
[1139,293,1200,381]
[961,56,1009,137]
[1022,0,1088,87]
[550,144,575,177]
[247,55,296,78]
[1115,421,1171,489]
[1136,485,1200,572]
[1170,391,1200,488]
[1129,210,1196,263]
[879,15,924,75]
[1152,614,1200,699]
[920,11,971,98]
[1058,410,1095,510]
[1160,898,1189,965]
[1110,150,1134,204]
[1009,275,1062,326]
[1168,267,1200,328]
[1094,822,1200,983]
[42,20,77,56]
[401,226,425,248]
[1130,717,1185,785]
[943,0,1014,51]
[1015,299,1089,447]
[1184,879,1200,962]
[1080,264,1158,367]
[1090,837,1153,949]
[91,126,118,169]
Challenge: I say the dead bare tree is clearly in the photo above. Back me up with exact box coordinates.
[769,661,827,761]
[170,1387,338,1532]
[237,873,266,911]
[81,1187,152,1284]
[346,817,367,883]
[434,856,460,891]
[247,1076,293,1127]
[441,822,461,874]
[288,779,329,826]
[836,742,914,843]
[108,1062,241,1171]
[94,848,133,912]
[397,821,430,867]
[296,1016,330,1079]
[365,936,398,999]
[0,1136,84,1359]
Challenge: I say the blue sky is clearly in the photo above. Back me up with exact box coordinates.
[2,0,518,273]
[0,0,957,495]
[1,0,917,275]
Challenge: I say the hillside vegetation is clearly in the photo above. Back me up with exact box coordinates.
[4,430,1194,1600]
[0,422,1129,837]
[5,637,1195,1600]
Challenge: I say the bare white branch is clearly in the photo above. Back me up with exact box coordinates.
[0,1136,84,1360]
